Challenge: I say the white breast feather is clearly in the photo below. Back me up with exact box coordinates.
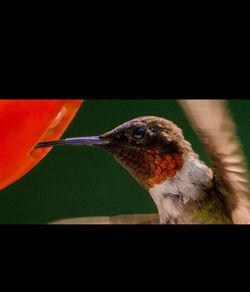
[148,155,213,223]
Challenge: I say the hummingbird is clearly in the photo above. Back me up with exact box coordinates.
[36,100,250,224]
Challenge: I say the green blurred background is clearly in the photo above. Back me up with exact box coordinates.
[0,99,249,224]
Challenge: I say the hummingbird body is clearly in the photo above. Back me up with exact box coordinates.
[36,101,250,224]
[99,116,231,224]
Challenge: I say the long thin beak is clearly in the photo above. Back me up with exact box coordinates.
[35,136,110,149]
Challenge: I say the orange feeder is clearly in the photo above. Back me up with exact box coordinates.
[0,99,84,190]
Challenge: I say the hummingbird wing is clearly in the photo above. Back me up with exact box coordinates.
[50,213,159,224]
[179,99,250,223]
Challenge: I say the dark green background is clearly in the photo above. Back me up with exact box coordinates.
[0,99,249,224]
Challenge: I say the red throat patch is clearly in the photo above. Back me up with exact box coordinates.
[144,149,183,188]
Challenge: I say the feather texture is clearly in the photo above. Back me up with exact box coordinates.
[179,100,250,223]
[51,213,159,224]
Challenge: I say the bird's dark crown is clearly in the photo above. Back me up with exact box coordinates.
[100,116,190,153]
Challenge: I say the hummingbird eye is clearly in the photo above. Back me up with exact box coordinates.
[133,127,146,139]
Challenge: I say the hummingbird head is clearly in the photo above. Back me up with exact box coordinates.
[36,116,193,190]
[99,116,193,189]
